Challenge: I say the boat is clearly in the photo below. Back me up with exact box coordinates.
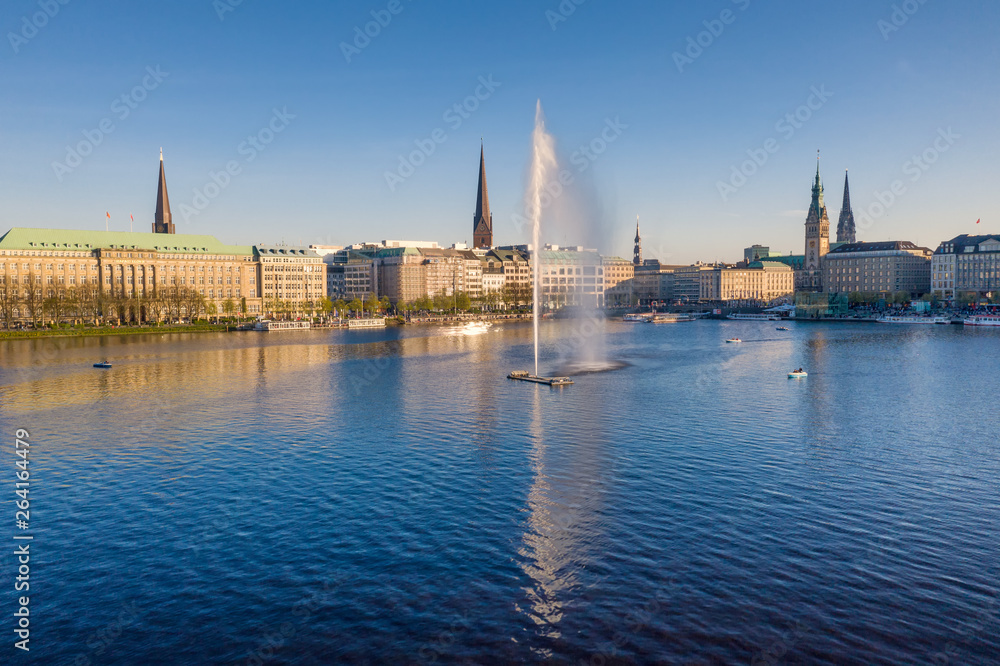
[963,315,1000,327]
[347,318,386,329]
[788,370,808,379]
[93,361,112,369]
[728,313,779,321]
[776,326,790,331]
[725,338,742,343]
[623,313,651,322]
[647,313,695,324]
[876,315,951,324]
[254,320,312,331]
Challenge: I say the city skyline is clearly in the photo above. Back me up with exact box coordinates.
[2,1,996,264]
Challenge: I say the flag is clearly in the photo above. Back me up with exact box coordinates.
[130,213,134,222]
[106,211,110,219]
[976,218,981,224]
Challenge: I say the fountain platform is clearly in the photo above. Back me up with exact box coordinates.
[507,371,574,386]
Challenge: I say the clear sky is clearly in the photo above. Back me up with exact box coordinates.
[1,0,997,263]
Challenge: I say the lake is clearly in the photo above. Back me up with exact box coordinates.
[1,319,997,664]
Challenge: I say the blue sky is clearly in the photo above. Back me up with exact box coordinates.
[1,0,997,263]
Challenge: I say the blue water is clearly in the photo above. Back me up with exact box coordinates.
[1,320,998,664]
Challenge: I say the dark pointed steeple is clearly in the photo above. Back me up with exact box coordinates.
[633,215,642,265]
[472,144,493,248]
[153,149,175,234]
[837,169,857,244]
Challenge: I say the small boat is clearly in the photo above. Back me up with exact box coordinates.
[725,338,742,343]
[93,361,112,369]
[776,326,789,331]
[788,370,808,379]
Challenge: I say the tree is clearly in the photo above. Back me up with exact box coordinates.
[332,299,346,318]
[892,291,910,306]
[318,297,333,320]
[23,274,43,326]
[206,302,219,323]
[0,275,18,329]
[455,291,471,311]
[347,298,363,316]
[222,298,236,320]
[379,295,390,313]
[433,290,451,312]
[43,284,71,325]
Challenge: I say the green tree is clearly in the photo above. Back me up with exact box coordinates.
[379,295,390,313]
[206,302,219,323]
[347,298,363,316]
[455,291,471,311]
[332,299,346,318]
[222,298,236,320]
[318,297,333,320]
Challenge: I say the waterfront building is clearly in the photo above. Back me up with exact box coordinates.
[602,256,635,308]
[632,259,685,307]
[325,250,375,301]
[836,170,857,244]
[374,246,483,305]
[931,234,1000,301]
[744,245,775,263]
[254,245,327,315]
[490,247,533,307]
[472,145,493,249]
[672,262,720,304]
[535,246,605,308]
[699,261,794,304]
[823,240,932,298]
[801,156,831,292]
[0,227,263,322]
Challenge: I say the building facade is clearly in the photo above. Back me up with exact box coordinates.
[602,256,635,308]
[823,241,932,297]
[931,234,1000,301]
[699,261,794,303]
[0,227,263,323]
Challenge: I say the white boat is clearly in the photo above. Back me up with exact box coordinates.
[725,338,742,343]
[776,326,790,331]
[623,313,651,322]
[964,315,1000,327]
[877,315,950,325]
[347,318,386,329]
[788,370,808,379]
[254,320,312,331]
[728,313,779,321]
[648,313,695,324]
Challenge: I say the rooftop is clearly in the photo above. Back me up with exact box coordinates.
[0,227,251,255]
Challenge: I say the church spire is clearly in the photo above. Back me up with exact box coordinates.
[472,143,493,248]
[153,149,175,234]
[633,215,642,265]
[837,169,857,244]
[803,151,831,282]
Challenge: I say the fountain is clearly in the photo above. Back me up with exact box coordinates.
[508,101,574,387]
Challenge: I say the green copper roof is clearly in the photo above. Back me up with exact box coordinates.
[0,227,252,256]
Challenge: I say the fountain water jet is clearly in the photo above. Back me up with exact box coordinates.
[529,100,558,377]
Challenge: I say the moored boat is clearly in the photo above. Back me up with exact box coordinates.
[93,361,112,369]
[648,313,695,323]
[623,313,651,322]
[788,370,808,378]
[963,315,1000,327]
[876,315,950,324]
[728,313,780,321]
